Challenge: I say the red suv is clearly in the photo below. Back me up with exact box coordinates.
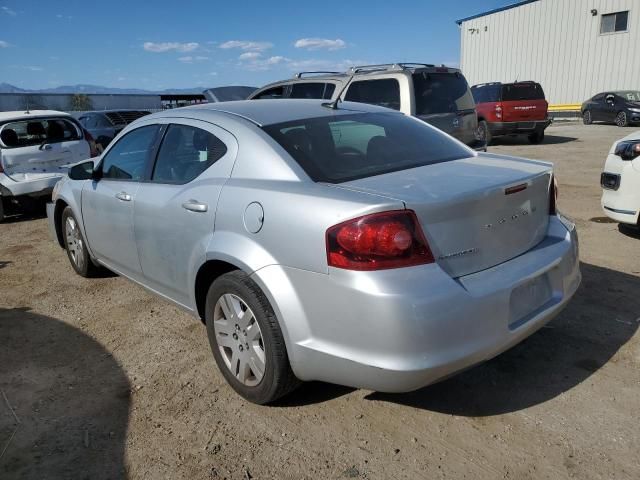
[471,82,551,145]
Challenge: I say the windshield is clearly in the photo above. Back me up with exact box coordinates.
[263,112,472,183]
[615,91,640,102]
[413,72,475,115]
[501,83,545,101]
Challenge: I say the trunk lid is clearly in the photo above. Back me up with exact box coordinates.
[333,153,553,278]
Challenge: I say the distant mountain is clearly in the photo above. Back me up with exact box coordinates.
[0,82,203,95]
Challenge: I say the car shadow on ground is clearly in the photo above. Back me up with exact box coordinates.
[0,261,11,269]
[490,135,578,146]
[0,308,130,479]
[365,262,639,416]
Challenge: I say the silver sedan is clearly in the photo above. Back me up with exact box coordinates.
[47,100,581,404]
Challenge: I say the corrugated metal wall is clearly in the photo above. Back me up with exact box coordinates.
[460,0,639,104]
[0,94,163,112]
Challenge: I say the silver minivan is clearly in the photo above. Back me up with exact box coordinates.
[249,63,482,147]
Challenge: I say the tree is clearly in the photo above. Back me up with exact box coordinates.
[69,94,93,111]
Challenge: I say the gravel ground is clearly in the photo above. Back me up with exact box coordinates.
[1,122,639,480]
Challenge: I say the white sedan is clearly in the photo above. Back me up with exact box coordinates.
[601,131,640,225]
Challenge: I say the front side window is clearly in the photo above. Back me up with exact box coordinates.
[263,112,472,183]
[0,117,82,148]
[290,83,326,99]
[100,125,159,181]
[601,11,629,34]
[253,86,286,99]
[152,124,227,184]
[345,79,401,110]
[413,72,475,114]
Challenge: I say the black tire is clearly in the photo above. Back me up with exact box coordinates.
[61,207,100,277]
[0,197,5,223]
[528,130,545,144]
[615,111,629,127]
[205,270,299,404]
[582,110,592,125]
[477,120,492,145]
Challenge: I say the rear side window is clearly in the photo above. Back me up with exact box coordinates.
[263,112,472,183]
[501,83,545,101]
[472,85,501,103]
[100,125,159,181]
[345,79,401,110]
[413,72,475,115]
[253,86,286,99]
[152,124,227,184]
[0,117,82,148]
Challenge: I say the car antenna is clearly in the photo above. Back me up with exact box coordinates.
[322,73,355,110]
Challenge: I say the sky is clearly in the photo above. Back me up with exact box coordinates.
[0,0,516,90]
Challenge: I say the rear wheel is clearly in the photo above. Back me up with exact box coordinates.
[528,130,545,144]
[62,207,99,277]
[0,197,5,223]
[205,270,299,404]
[582,110,592,125]
[615,111,629,127]
[477,120,492,145]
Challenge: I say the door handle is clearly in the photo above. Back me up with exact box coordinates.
[115,192,131,202]
[182,200,208,213]
[39,144,52,151]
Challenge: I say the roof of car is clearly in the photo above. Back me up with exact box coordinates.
[149,99,399,127]
[0,110,72,123]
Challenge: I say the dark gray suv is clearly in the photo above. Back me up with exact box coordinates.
[249,63,482,148]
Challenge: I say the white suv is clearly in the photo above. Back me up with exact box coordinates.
[601,131,640,226]
[0,110,92,221]
[249,63,482,148]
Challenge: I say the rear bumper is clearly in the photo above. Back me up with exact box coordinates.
[489,119,551,136]
[253,215,580,392]
[0,173,62,197]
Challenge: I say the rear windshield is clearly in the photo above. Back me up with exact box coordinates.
[263,112,472,183]
[0,117,82,149]
[501,83,545,101]
[413,72,475,115]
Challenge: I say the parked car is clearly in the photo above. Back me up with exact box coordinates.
[0,110,93,221]
[582,91,640,127]
[249,63,484,148]
[600,130,640,225]
[48,99,580,404]
[74,110,151,151]
[471,81,551,145]
[203,86,257,103]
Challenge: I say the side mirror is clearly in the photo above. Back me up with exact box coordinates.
[68,161,96,181]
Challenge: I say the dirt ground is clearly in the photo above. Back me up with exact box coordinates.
[1,122,639,480]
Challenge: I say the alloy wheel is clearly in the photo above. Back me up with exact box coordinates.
[213,293,266,386]
[65,216,84,270]
[583,111,591,125]
[616,112,627,127]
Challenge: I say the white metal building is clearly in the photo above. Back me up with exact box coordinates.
[457,0,639,105]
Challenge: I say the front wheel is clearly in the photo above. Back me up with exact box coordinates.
[615,111,629,127]
[582,110,592,125]
[528,130,545,144]
[205,271,299,404]
[61,207,100,277]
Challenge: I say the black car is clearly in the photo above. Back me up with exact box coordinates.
[74,110,151,150]
[581,91,640,127]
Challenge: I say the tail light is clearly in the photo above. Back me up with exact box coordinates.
[495,104,503,120]
[326,210,434,270]
[82,128,99,158]
[549,175,558,215]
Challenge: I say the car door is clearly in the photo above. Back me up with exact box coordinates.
[133,119,238,308]
[82,124,161,278]
[603,94,617,122]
